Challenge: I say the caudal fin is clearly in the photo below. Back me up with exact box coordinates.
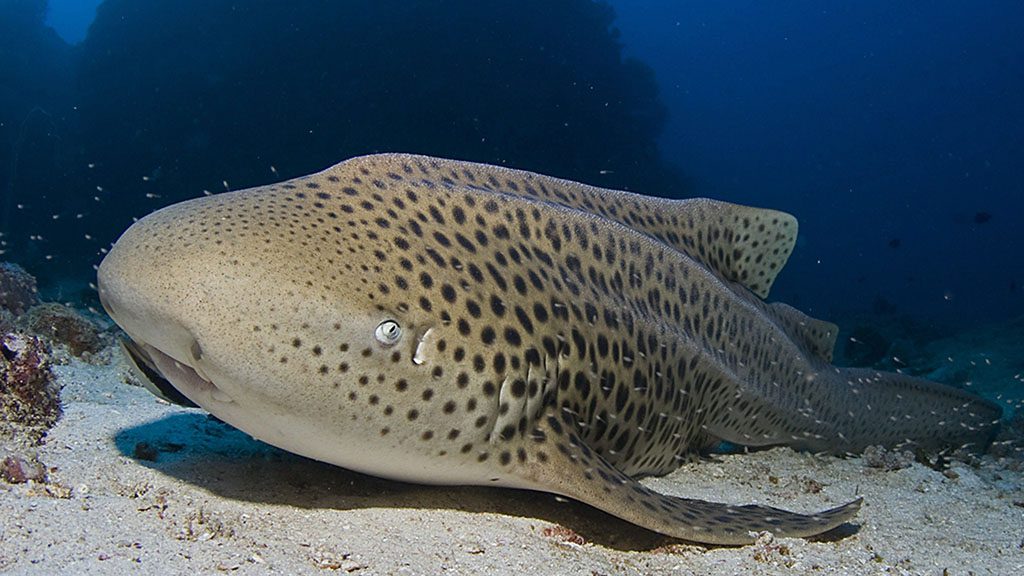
[705,365,1002,455]
[808,368,1002,454]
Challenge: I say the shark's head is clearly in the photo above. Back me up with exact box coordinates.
[97,164,466,481]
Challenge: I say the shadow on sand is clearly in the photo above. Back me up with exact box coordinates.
[114,411,857,551]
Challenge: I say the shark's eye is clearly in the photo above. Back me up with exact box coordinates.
[374,320,402,346]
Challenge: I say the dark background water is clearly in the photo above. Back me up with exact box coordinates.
[611,0,1024,329]
[3,0,1023,332]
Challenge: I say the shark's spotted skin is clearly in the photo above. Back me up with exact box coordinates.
[98,154,1001,545]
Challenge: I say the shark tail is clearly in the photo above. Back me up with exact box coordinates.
[706,365,1002,456]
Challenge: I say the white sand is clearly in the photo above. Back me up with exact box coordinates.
[2,353,1022,575]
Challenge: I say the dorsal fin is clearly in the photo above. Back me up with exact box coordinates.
[767,302,839,362]
[333,154,798,298]
[664,198,798,299]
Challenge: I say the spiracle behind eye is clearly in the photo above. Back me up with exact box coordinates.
[374,320,402,346]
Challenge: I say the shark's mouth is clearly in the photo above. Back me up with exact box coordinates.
[120,337,228,409]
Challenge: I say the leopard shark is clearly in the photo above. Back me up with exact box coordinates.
[97,153,1001,544]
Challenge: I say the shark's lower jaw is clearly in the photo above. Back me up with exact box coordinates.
[119,338,196,407]
[120,337,234,410]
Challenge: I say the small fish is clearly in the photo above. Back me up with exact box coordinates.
[98,154,1001,544]
[974,211,992,224]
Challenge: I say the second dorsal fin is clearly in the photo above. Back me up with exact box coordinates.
[767,302,839,362]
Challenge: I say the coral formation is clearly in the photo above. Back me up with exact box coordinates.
[0,264,107,360]
[22,302,105,358]
[862,445,916,471]
[0,332,59,442]
[0,262,39,315]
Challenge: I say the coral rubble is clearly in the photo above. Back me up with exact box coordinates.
[0,332,59,443]
[0,453,46,484]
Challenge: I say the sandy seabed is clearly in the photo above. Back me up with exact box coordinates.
[1,353,1022,576]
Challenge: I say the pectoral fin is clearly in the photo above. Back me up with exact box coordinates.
[516,411,860,545]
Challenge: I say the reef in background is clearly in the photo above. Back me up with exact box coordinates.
[835,310,1024,421]
[2,0,684,296]
[0,262,39,318]
[1,261,109,451]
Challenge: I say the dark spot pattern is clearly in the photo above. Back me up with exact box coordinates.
[117,153,1000,545]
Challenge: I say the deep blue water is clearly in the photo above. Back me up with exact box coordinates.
[611,0,1024,327]
[44,0,99,43]
[5,0,1024,332]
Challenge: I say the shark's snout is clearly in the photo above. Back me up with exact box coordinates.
[98,207,239,410]
[98,232,193,365]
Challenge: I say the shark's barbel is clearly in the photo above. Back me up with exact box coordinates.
[97,154,1001,544]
